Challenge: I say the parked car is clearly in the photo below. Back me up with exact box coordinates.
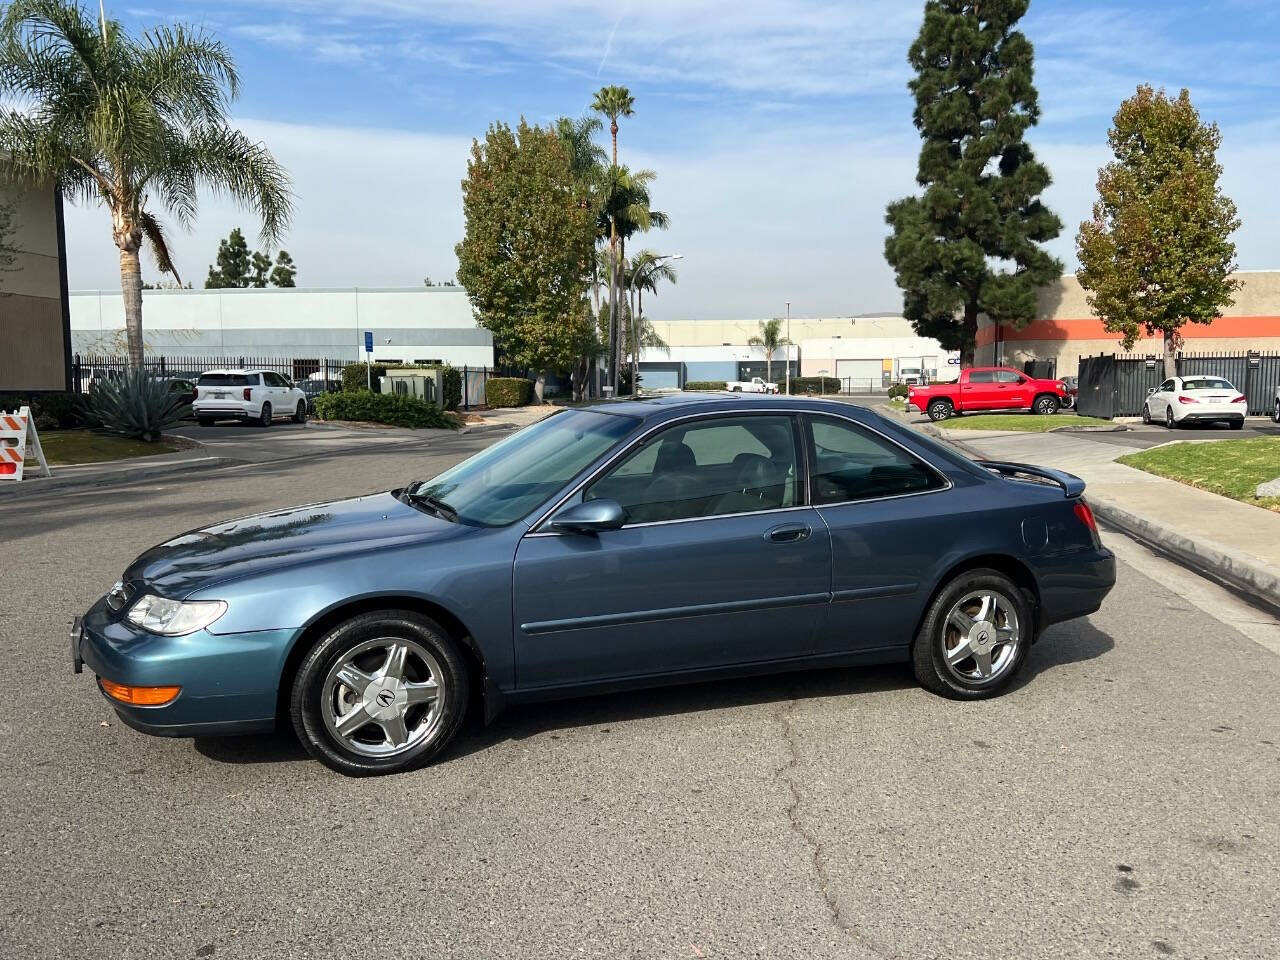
[1059,375,1078,409]
[73,393,1115,776]
[192,369,308,427]
[907,367,1071,421]
[297,377,338,414]
[727,376,779,394]
[1273,383,1279,423]
[154,376,195,411]
[1142,375,1246,429]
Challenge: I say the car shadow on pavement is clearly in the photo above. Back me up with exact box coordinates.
[190,619,1116,769]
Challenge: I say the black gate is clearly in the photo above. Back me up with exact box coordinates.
[1075,350,1280,418]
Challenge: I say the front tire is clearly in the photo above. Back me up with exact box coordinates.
[927,399,953,422]
[1033,394,1059,416]
[1274,399,1279,424]
[259,402,272,427]
[290,610,470,776]
[293,400,307,424]
[912,569,1031,700]
[1141,404,1151,425]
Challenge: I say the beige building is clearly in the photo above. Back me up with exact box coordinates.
[976,271,1280,376]
[0,180,70,392]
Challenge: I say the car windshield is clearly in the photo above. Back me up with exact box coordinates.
[198,373,252,386]
[410,409,638,527]
[1183,378,1233,391]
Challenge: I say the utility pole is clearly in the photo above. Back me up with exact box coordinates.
[785,301,792,395]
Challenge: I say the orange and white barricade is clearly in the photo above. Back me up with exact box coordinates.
[0,406,51,481]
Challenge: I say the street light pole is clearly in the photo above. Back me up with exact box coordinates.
[785,301,791,395]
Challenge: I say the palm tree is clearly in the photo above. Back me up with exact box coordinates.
[590,85,634,165]
[591,85,635,391]
[747,317,792,385]
[625,250,678,391]
[0,1,292,368]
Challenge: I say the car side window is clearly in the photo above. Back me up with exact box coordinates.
[1159,379,1175,392]
[266,372,287,387]
[585,415,799,525]
[807,416,947,505]
[995,370,1023,383]
[968,371,994,383]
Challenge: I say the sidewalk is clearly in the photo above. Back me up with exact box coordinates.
[885,410,1280,611]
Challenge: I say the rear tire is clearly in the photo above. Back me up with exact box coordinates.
[259,402,272,427]
[1165,406,1175,429]
[290,610,470,777]
[912,569,1031,700]
[293,400,307,424]
[1230,418,1244,430]
[1033,394,1059,416]
[927,399,953,422]
[198,417,214,427]
[1274,399,1280,423]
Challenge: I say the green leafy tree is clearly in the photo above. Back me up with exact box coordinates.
[269,249,296,287]
[624,250,677,389]
[747,317,792,384]
[249,249,271,287]
[455,119,597,402]
[1076,86,1240,377]
[0,0,292,368]
[884,0,1062,366]
[205,227,250,287]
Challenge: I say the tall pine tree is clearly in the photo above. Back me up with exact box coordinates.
[885,0,1062,365]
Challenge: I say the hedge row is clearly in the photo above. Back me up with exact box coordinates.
[314,390,457,429]
[340,362,387,393]
[779,376,841,395]
[887,382,909,399]
[486,377,533,408]
[442,365,462,411]
[684,380,727,391]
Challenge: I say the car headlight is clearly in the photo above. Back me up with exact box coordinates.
[125,595,227,636]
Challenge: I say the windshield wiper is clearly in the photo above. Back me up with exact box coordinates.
[403,487,459,523]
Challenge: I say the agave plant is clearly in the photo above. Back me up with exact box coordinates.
[89,368,187,442]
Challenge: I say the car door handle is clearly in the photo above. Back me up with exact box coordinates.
[766,523,811,543]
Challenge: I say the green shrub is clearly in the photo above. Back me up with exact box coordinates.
[684,380,727,391]
[486,377,533,408]
[779,376,841,396]
[0,391,86,430]
[341,362,387,393]
[313,390,457,429]
[441,365,462,411]
[87,368,187,442]
[887,382,909,399]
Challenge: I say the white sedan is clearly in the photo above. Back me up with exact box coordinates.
[1142,375,1247,429]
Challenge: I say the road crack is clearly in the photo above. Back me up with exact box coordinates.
[774,695,898,960]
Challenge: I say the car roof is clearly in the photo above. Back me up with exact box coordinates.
[197,369,268,375]
[569,391,887,424]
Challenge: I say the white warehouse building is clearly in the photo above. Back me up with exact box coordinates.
[70,286,494,371]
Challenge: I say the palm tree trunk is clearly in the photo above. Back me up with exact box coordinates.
[119,246,145,369]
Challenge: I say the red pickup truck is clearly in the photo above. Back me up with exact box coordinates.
[907,367,1071,421]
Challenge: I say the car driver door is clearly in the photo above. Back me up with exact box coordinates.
[964,370,998,410]
[511,413,833,691]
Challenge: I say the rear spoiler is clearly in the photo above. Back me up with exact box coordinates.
[976,460,1086,498]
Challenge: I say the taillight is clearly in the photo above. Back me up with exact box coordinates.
[1073,499,1100,545]
[1177,395,1197,404]
[192,385,198,400]
[243,387,252,401]
[1232,395,1246,404]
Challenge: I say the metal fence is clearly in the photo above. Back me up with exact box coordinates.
[72,355,499,409]
[1076,350,1280,418]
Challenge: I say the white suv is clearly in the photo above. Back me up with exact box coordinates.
[193,370,308,427]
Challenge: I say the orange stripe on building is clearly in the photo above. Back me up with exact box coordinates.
[976,315,1280,347]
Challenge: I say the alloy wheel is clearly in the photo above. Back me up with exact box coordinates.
[1166,407,1174,428]
[320,637,446,758]
[941,590,1021,685]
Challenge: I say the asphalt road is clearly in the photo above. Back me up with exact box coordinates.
[2,434,1278,960]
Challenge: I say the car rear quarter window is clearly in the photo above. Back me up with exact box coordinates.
[198,373,253,386]
[807,416,947,505]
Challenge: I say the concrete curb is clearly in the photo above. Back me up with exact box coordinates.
[919,423,1280,615]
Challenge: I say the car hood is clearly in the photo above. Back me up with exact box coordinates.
[124,491,466,598]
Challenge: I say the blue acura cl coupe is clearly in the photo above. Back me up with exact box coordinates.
[73,393,1115,775]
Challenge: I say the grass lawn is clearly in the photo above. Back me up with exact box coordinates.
[1117,438,1280,512]
[39,430,177,465]
[936,413,1114,432]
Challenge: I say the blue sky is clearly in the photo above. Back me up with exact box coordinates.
[62,0,1280,319]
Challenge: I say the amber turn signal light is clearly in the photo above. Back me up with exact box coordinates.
[99,678,181,706]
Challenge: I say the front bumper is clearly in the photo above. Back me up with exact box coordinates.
[72,597,293,737]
